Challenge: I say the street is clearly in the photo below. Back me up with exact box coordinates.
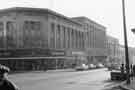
[8,68,123,90]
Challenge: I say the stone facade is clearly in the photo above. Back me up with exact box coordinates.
[0,7,107,71]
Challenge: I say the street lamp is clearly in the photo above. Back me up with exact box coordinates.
[122,0,130,84]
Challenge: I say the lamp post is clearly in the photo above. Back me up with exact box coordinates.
[122,0,130,84]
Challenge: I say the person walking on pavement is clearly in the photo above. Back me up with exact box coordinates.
[121,64,125,74]
[133,65,135,78]
[0,64,19,90]
[130,64,133,80]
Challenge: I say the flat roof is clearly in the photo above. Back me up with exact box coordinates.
[0,7,83,26]
[71,16,106,29]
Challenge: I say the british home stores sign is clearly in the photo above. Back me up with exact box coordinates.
[50,50,65,56]
[0,49,66,57]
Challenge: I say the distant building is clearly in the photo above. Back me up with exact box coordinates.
[117,45,125,64]
[116,45,135,65]
[106,35,135,66]
[128,47,135,65]
[72,17,107,65]
[106,35,119,64]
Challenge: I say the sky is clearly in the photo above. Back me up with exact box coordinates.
[1,0,135,47]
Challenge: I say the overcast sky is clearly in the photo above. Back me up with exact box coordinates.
[1,0,135,47]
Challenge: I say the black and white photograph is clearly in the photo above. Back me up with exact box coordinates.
[0,0,135,90]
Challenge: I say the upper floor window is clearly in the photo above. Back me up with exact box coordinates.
[23,21,41,48]
[0,22,4,36]
[6,21,16,37]
[57,24,61,40]
[7,21,15,31]
[6,21,16,48]
[24,21,41,31]
[50,23,55,48]
[50,23,55,37]
[0,22,3,31]
[0,22,4,48]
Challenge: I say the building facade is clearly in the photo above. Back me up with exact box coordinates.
[0,7,107,71]
[0,7,87,70]
[128,47,135,65]
[106,36,120,65]
[1,7,135,71]
[106,35,135,66]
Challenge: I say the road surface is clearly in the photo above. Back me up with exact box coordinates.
[8,68,123,90]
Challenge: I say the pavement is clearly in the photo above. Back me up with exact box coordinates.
[59,69,135,90]
[119,77,135,90]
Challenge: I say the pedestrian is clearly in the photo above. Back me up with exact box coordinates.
[121,64,125,74]
[0,64,19,90]
[133,65,135,77]
[130,64,133,80]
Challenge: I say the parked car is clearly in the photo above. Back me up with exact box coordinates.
[96,63,104,68]
[110,70,126,81]
[88,64,96,69]
[107,64,120,71]
[75,64,88,71]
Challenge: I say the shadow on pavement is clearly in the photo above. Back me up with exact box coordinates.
[102,79,123,90]
[103,79,122,83]
[103,86,122,90]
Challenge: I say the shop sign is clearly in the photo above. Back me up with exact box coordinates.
[51,51,65,56]
[0,51,11,57]
[72,51,85,55]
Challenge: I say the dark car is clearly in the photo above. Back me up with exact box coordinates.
[110,70,126,81]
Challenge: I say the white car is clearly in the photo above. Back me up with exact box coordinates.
[88,64,96,69]
[75,64,88,71]
[96,63,104,68]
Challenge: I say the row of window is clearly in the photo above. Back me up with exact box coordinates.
[50,23,85,49]
[50,22,106,49]
[86,26,106,48]
[0,20,106,49]
[0,21,17,48]
[85,23,98,31]
[0,22,4,48]
[23,21,42,48]
[0,21,42,48]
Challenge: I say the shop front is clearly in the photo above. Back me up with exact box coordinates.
[86,48,108,65]
[0,48,73,71]
[70,51,88,67]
